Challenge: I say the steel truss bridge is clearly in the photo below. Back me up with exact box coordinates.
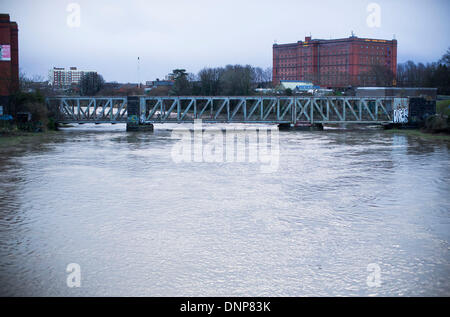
[46,96,405,125]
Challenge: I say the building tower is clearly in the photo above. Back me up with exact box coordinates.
[0,13,19,109]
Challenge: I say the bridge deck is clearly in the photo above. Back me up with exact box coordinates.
[46,96,407,125]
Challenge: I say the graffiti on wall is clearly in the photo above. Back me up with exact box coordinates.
[128,115,138,124]
[393,99,409,123]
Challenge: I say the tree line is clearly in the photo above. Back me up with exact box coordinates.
[396,48,450,94]
[168,65,272,96]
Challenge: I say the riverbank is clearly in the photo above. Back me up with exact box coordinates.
[0,130,58,148]
[384,128,450,141]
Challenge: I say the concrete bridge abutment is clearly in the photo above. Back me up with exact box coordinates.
[126,96,153,132]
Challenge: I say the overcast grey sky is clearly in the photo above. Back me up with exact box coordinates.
[1,0,449,83]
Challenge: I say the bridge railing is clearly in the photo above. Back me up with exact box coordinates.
[139,96,397,124]
[46,96,127,123]
[47,96,403,124]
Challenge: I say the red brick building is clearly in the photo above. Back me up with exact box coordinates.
[273,35,397,88]
[0,14,19,101]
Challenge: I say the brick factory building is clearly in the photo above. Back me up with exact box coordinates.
[0,14,19,106]
[273,35,397,88]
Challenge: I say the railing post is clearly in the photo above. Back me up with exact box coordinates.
[375,100,379,121]
[292,97,296,125]
[260,98,264,120]
[326,98,329,121]
[77,99,80,120]
[139,97,146,124]
[276,97,280,121]
[177,97,180,121]
[109,98,113,121]
[194,98,197,119]
[343,98,346,121]
[359,99,362,121]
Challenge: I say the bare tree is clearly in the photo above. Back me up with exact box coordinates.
[369,65,395,86]
[263,67,273,86]
[80,73,105,96]
[440,47,450,66]
[198,67,223,95]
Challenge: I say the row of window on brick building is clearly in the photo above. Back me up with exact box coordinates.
[275,44,390,57]
[276,54,391,71]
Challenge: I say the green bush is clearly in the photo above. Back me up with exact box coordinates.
[436,99,450,116]
[8,91,50,131]
[47,117,58,131]
[0,120,15,133]
[11,91,45,107]
[22,102,48,126]
[424,114,449,132]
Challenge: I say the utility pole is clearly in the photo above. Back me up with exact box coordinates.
[137,56,141,88]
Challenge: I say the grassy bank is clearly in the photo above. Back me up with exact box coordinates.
[0,130,58,148]
[437,99,450,116]
[384,128,450,141]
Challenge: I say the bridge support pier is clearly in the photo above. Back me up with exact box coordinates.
[278,123,324,131]
[126,96,154,132]
[126,123,154,132]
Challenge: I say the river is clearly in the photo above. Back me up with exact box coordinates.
[0,124,449,296]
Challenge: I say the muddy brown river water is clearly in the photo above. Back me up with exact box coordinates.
[0,124,449,296]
